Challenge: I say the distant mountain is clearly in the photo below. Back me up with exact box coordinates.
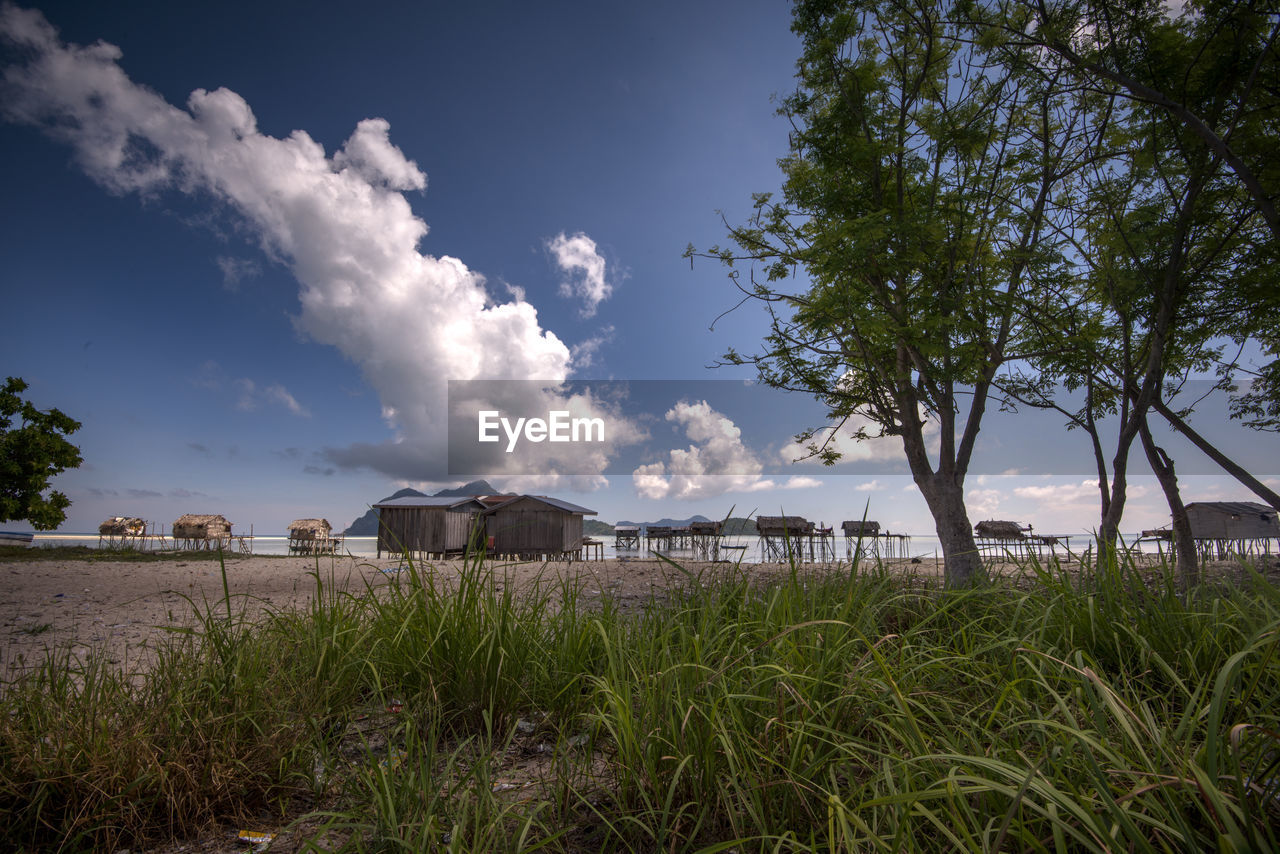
[432,480,500,498]
[721,516,757,536]
[343,480,500,535]
[583,519,615,536]
[613,514,713,530]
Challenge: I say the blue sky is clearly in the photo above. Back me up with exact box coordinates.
[1,1,1275,537]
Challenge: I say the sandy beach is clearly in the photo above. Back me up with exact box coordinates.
[4,552,902,674]
[14,548,1261,678]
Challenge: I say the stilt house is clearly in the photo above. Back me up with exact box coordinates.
[373,496,487,557]
[1185,501,1280,559]
[172,514,232,549]
[480,495,596,558]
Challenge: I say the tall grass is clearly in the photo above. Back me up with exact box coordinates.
[2,548,1277,852]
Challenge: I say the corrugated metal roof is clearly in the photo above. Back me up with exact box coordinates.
[1186,501,1277,517]
[373,496,486,509]
[481,495,596,515]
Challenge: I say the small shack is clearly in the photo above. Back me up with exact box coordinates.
[973,519,1069,561]
[481,495,596,560]
[614,525,641,550]
[373,497,486,558]
[842,519,881,558]
[974,519,1028,560]
[646,525,674,549]
[688,520,724,560]
[288,518,342,555]
[1185,501,1280,560]
[98,516,147,549]
[757,515,834,562]
[172,514,232,550]
[974,520,1026,540]
[100,516,146,536]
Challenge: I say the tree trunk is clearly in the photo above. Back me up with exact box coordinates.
[916,475,985,588]
[1139,417,1199,590]
[1152,399,1280,512]
[1098,466,1129,563]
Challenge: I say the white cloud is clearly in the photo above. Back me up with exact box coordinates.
[0,8,584,480]
[569,326,614,370]
[548,231,613,317]
[778,412,937,467]
[1012,480,1127,503]
[853,480,882,492]
[633,400,778,500]
[331,117,427,191]
[966,488,1003,518]
[265,384,309,417]
[216,255,260,289]
[782,476,823,489]
[234,377,310,417]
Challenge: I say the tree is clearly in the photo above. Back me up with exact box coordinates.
[983,0,1280,242]
[981,0,1279,583]
[0,377,82,530]
[691,0,1084,586]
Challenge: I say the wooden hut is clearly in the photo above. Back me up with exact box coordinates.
[373,497,486,558]
[842,520,881,558]
[99,516,146,536]
[98,516,147,549]
[756,515,833,562]
[841,520,880,537]
[646,524,674,549]
[1184,501,1280,559]
[288,518,341,555]
[756,516,815,536]
[480,495,596,559]
[974,520,1026,540]
[172,514,232,550]
[974,519,1042,561]
[688,520,724,560]
[614,525,641,550]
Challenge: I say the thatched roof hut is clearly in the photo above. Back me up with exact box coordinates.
[974,520,1026,540]
[99,516,146,536]
[689,520,722,535]
[841,520,881,537]
[172,514,232,539]
[288,518,332,540]
[756,515,814,535]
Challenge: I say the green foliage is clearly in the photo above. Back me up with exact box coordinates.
[978,0,1280,456]
[694,0,1101,585]
[0,377,82,530]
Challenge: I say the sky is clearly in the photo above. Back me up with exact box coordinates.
[1,1,1276,537]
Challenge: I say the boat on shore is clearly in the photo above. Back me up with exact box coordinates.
[0,531,35,548]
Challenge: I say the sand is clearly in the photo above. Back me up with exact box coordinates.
[3,552,846,674]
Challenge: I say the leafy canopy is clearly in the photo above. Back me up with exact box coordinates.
[0,377,82,530]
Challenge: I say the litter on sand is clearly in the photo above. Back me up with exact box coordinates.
[237,829,275,849]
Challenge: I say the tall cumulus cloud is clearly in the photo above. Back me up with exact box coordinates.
[0,4,591,480]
